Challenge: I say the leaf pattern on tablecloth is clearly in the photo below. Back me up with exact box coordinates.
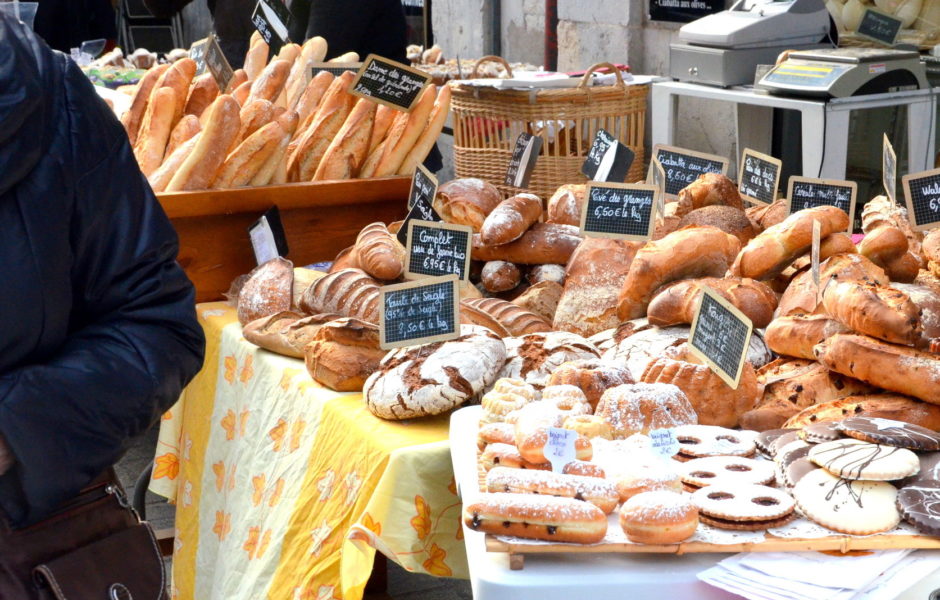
[239,408,250,437]
[221,409,236,441]
[290,419,306,453]
[212,511,232,541]
[162,410,173,421]
[269,477,285,507]
[226,463,237,492]
[279,368,302,391]
[240,355,254,384]
[316,585,339,600]
[309,521,331,557]
[252,474,267,507]
[224,355,237,384]
[447,476,458,496]
[243,527,272,560]
[422,543,452,577]
[269,419,287,452]
[343,471,362,506]
[317,470,335,502]
[362,512,382,537]
[153,453,179,480]
[213,461,226,492]
[410,495,431,541]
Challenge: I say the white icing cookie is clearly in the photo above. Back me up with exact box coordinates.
[793,468,900,535]
[808,438,920,481]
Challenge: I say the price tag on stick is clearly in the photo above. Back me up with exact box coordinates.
[581,129,634,183]
[408,163,439,211]
[737,148,781,205]
[580,183,658,241]
[649,158,666,224]
[205,34,234,93]
[902,167,940,231]
[397,193,442,246]
[650,428,680,458]
[251,0,292,55]
[688,287,754,389]
[786,176,857,231]
[248,206,288,265]
[350,54,432,112]
[545,427,578,473]
[379,275,460,350]
[652,144,729,199]
[505,132,543,189]
[884,133,897,205]
[857,8,903,46]
[404,220,473,281]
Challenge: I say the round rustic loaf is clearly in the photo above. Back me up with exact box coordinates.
[498,331,600,388]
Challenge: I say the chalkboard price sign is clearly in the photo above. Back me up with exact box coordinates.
[404,220,472,281]
[189,37,208,76]
[902,167,940,231]
[649,0,723,24]
[857,8,902,46]
[310,62,363,79]
[581,128,635,183]
[737,148,781,205]
[688,287,754,389]
[653,144,729,198]
[379,275,460,349]
[786,176,857,231]
[649,158,666,221]
[580,183,658,241]
[884,133,897,205]
[350,54,432,112]
[505,132,543,188]
[251,0,292,55]
[408,163,439,211]
[205,34,235,93]
[397,192,442,246]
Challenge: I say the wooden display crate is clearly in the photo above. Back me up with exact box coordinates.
[158,177,410,303]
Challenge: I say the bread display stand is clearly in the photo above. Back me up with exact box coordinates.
[158,177,409,302]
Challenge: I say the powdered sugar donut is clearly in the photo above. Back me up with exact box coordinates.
[619,490,699,544]
[541,384,592,416]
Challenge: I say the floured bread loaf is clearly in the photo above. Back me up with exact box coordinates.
[237,257,294,326]
[364,326,507,419]
[498,331,600,389]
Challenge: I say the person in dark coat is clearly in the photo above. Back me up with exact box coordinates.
[0,13,205,595]
[33,0,118,53]
[288,0,409,64]
[144,0,256,68]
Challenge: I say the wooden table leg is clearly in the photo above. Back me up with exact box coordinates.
[365,551,388,593]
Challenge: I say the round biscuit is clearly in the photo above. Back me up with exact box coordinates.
[793,468,900,535]
[808,439,920,481]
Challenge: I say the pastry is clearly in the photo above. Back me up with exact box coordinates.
[673,424,757,458]
[511,280,563,323]
[610,456,683,502]
[675,173,743,217]
[364,326,506,419]
[464,492,608,544]
[821,280,923,346]
[764,315,850,360]
[545,184,586,226]
[479,443,549,471]
[562,414,613,440]
[680,456,775,488]
[354,222,406,281]
[481,261,522,293]
[925,228,940,278]
[299,268,381,324]
[808,439,920,480]
[472,223,583,265]
[775,253,889,317]
[498,331,600,388]
[540,385,592,416]
[619,491,699,544]
[594,383,697,440]
[477,422,515,449]
[479,193,543,246]
[462,297,553,336]
[485,467,620,514]
[546,359,635,411]
[783,394,940,430]
[562,460,606,479]
[835,416,940,451]
[513,403,593,464]
[480,378,540,424]
[793,468,900,534]
[676,205,757,245]
[646,276,778,329]
[433,178,502,232]
[691,483,794,530]
[237,257,293,326]
[799,421,844,443]
[893,282,940,344]
[755,429,796,457]
[303,318,386,392]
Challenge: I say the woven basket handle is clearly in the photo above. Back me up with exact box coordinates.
[471,55,514,79]
[577,62,625,89]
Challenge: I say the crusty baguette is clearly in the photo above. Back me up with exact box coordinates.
[243,37,269,81]
[369,104,398,154]
[148,133,200,193]
[276,43,300,64]
[329,51,359,63]
[247,59,291,104]
[396,84,451,176]
[313,98,377,180]
[372,85,436,177]
[229,98,275,155]
[472,223,583,265]
[184,72,219,118]
[155,57,196,128]
[121,63,168,146]
[293,70,334,128]
[821,280,923,345]
[354,222,405,280]
[646,276,778,328]
[287,71,356,181]
[357,137,388,179]
[212,121,285,189]
[165,113,201,158]
[765,314,849,360]
[463,297,552,336]
[285,36,328,109]
[251,131,292,187]
[165,95,241,192]
[229,69,248,94]
[134,86,177,177]
[479,192,543,246]
[232,80,252,107]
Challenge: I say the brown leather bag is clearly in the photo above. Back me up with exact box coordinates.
[0,470,165,600]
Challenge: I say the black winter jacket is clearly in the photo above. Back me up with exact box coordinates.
[0,15,205,527]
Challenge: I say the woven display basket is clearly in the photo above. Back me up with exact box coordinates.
[450,58,648,200]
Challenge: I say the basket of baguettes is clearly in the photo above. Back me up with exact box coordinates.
[122,32,450,192]
[228,169,940,548]
[449,59,647,200]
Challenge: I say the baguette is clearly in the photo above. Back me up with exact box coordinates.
[228,69,248,94]
[154,57,196,127]
[165,113,201,157]
[764,314,850,359]
[821,280,923,345]
[329,51,359,63]
[372,85,436,176]
[285,36,328,109]
[229,98,275,155]
[472,223,583,265]
[369,104,398,154]
[276,43,300,64]
[288,71,356,181]
[354,222,405,280]
[250,110,299,186]
[396,84,452,175]
[232,80,252,106]
[184,72,219,118]
[165,95,241,192]
[121,63,169,146]
[646,276,778,328]
[243,37,269,81]
[480,193,543,246]
[313,98,376,180]
[299,268,381,323]
[148,133,200,193]
[463,297,552,336]
[357,137,388,179]
[247,59,291,104]
[294,70,334,128]
[134,87,177,177]
[212,121,285,189]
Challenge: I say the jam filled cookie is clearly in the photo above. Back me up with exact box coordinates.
[836,416,940,451]
[897,482,940,536]
[793,469,900,535]
[681,456,775,489]
[808,439,920,481]
[691,483,795,530]
[674,425,757,458]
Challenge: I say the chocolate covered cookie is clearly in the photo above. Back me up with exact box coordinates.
[897,482,940,536]
[836,416,940,451]
[800,421,844,444]
[755,428,796,457]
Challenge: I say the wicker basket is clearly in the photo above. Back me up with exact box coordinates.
[450,59,648,200]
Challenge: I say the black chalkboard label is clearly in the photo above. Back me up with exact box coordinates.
[649,0,723,24]
[404,220,473,281]
[205,34,234,93]
[397,193,442,246]
[653,144,729,198]
[857,8,902,46]
[737,148,781,205]
[580,183,658,241]
[189,37,208,76]
[379,275,460,349]
[251,0,292,55]
[884,133,897,205]
[688,287,754,389]
[310,61,363,79]
[902,167,940,231]
[350,54,432,112]
[505,132,543,189]
[581,129,635,183]
[408,163,439,210]
[786,176,857,231]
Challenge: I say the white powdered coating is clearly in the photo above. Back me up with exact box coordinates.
[481,378,540,423]
[692,483,795,520]
[596,383,697,439]
[486,466,618,500]
[541,385,590,413]
[681,456,776,487]
[621,490,696,522]
[674,425,757,457]
[469,491,606,522]
[603,327,689,377]
[237,259,291,323]
[530,264,566,284]
[441,177,488,194]
[893,283,940,337]
[498,331,601,388]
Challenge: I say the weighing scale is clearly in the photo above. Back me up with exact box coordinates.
[757,47,929,97]
[670,0,833,87]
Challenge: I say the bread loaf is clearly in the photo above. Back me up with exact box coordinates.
[299,268,381,323]
[472,223,582,265]
[237,257,294,326]
[328,246,360,273]
[288,71,356,181]
[228,69,248,95]
[372,85,437,177]
[463,297,552,336]
[250,112,298,186]
[213,121,285,189]
[925,229,940,278]
[247,59,291,105]
[243,311,339,358]
[821,280,923,345]
[676,205,757,245]
[765,315,850,359]
[290,267,323,310]
[354,222,405,281]
[894,282,940,343]
[165,95,241,192]
[134,86,177,177]
[121,63,169,146]
[184,73,219,118]
[814,333,940,404]
[480,193,543,246]
[229,98,275,155]
[776,253,888,317]
[512,280,563,323]
[304,318,387,391]
[369,104,398,154]
[675,173,743,217]
[165,114,201,158]
[152,57,196,128]
[554,238,641,337]
[746,199,788,231]
[646,277,778,328]
[433,178,502,232]
[294,71,335,127]
[397,84,453,175]
[313,98,376,180]
[545,184,586,226]
[617,226,741,320]
[460,302,511,337]
[231,80,252,107]
[481,261,522,293]
[731,205,851,280]
[783,393,940,430]
[148,133,200,193]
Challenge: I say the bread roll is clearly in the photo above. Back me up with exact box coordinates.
[479,193,543,246]
[213,121,285,188]
[148,133,200,193]
[677,205,758,245]
[134,86,176,177]
[512,280,563,323]
[397,84,452,175]
[304,318,387,391]
[247,59,291,105]
[463,297,552,336]
[617,226,742,320]
[646,277,778,328]
[765,315,850,359]
[821,280,923,346]
[472,223,583,265]
[784,393,940,430]
[372,85,437,177]
[299,268,381,323]
[528,264,566,285]
[288,71,356,181]
[481,261,522,293]
[184,73,219,118]
[121,63,169,146]
[433,178,502,232]
[675,173,743,217]
[313,98,376,180]
[165,95,241,192]
[546,184,587,226]
[354,222,405,280]
[776,253,888,317]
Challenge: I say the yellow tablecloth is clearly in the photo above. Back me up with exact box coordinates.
[150,303,467,600]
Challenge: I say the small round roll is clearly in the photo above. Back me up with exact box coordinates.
[619,490,699,544]
[464,492,608,544]
[481,260,522,293]
[486,466,620,514]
